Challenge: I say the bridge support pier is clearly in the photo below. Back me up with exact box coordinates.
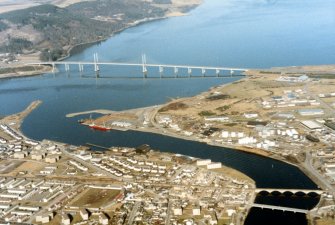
[79,64,84,72]
[188,67,192,77]
[94,64,99,72]
[52,63,55,73]
[230,69,234,77]
[216,68,220,77]
[93,53,100,77]
[142,54,147,78]
[159,66,164,78]
[174,67,178,77]
[143,70,147,78]
[64,64,70,72]
[202,68,206,76]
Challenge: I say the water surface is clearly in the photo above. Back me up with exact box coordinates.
[1,1,334,224]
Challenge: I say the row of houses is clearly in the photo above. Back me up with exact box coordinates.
[0,124,22,140]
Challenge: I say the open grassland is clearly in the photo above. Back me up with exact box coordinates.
[316,218,335,225]
[70,188,121,208]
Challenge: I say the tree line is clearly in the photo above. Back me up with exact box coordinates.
[0,1,168,61]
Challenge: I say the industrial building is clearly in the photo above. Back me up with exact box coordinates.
[298,109,324,116]
[301,120,323,130]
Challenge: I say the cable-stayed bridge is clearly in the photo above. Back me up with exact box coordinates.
[27,53,249,79]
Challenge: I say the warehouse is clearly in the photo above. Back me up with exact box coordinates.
[301,120,323,130]
[298,109,324,116]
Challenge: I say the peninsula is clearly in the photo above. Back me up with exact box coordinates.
[75,64,335,224]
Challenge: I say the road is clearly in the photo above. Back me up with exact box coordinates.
[29,61,249,72]
[252,203,308,213]
[304,83,335,117]
[127,201,141,225]
[302,151,334,193]
[164,199,173,225]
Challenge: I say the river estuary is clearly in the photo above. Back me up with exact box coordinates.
[1,0,334,224]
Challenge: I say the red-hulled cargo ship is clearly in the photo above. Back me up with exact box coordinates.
[89,124,112,131]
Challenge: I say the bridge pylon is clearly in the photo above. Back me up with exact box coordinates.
[78,63,84,72]
[64,63,70,72]
[174,67,178,77]
[93,53,100,71]
[141,54,147,78]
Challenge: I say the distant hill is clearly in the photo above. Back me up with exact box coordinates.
[0,0,174,61]
[0,4,116,60]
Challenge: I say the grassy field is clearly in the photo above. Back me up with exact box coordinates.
[70,188,121,208]
[213,165,255,184]
[315,218,335,225]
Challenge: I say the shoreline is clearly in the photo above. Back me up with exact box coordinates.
[70,80,306,170]
[0,2,201,80]
[1,100,42,130]
[10,97,324,195]
[58,8,200,62]
[72,66,335,194]
[0,65,53,80]
[0,96,257,225]
[0,0,330,193]
[9,99,256,187]
[2,82,325,225]
[66,74,298,164]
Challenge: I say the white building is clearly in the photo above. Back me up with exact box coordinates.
[36,214,51,224]
[99,213,109,225]
[14,151,28,159]
[298,109,324,116]
[31,152,47,160]
[207,162,222,169]
[80,209,89,220]
[173,207,183,216]
[301,120,322,130]
[61,214,70,225]
[193,206,201,216]
[204,116,229,122]
[196,159,211,166]
[45,155,61,163]
[244,113,259,119]
[221,131,229,138]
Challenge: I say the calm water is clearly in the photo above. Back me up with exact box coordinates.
[1,0,334,224]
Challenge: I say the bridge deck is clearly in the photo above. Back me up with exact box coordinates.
[255,188,323,194]
[252,203,309,213]
[27,61,249,71]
